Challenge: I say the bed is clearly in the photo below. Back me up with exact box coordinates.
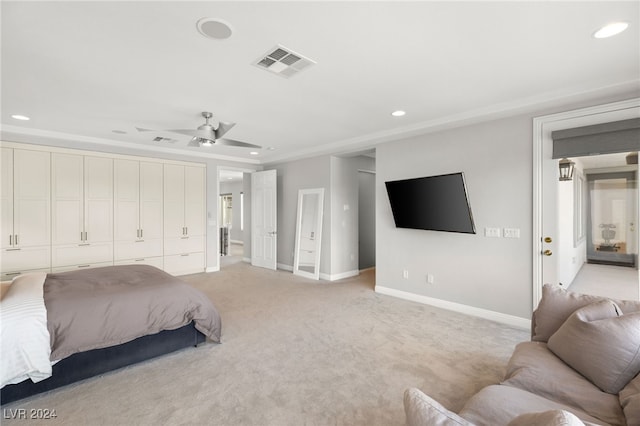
[1,265,222,404]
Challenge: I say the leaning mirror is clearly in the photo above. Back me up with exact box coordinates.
[293,188,324,280]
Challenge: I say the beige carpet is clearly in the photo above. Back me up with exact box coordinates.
[2,263,528,425]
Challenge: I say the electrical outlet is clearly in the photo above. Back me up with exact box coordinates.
[427,274,434,284]
[403,270,409,279]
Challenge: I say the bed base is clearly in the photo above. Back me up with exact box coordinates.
[1,322,205,405]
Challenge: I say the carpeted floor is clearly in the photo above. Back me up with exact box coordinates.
[1,263,528,425]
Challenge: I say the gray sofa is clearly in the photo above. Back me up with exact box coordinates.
[404,284,640,426]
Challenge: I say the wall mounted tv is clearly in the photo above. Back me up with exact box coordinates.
[385,172,476,234]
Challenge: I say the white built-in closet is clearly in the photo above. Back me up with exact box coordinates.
[0,142,206,280]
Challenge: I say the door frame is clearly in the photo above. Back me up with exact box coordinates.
[532,97,640,310]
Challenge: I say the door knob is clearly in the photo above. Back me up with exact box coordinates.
[544,237,552,243]
[543,250,552,256]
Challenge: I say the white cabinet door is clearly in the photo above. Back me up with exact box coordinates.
[184,166,205,238]
[163,164,185,239]
[1,148,13,250]
[140,161,163,241]
[52,153,84,245]
[13,149,51,247]
[114,159,139,242]
[84,156,113,244]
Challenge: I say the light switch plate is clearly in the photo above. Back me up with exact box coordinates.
[504,228,520,238]
[485,227,501,238]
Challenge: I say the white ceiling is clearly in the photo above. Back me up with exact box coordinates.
[2,1,639,165]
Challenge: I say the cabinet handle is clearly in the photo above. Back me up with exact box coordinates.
[185,227,188,235]
[135,258,145,262]
[6,248,21,252]
[85,231,88,241]
[181,254,189,257]
[181,236,189,240]
[9,235,12,245]
[6,272,22,276]
[77,265,91,268]
[14,235,18,246]
[78,243,90,247]
[140,229,143,238]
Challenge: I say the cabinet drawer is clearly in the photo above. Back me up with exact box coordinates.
[52,242,113,267]
[114,256,163,269]
[1,246,51,273]
[1,268,51,282]
[114,238,163,261]
[163,252,204,276]
[51,261,113,274]
[164,235,204,256]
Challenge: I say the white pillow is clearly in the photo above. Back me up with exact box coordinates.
[0,272,52,388]
[508,410,585,426]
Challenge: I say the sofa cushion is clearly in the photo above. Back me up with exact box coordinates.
[619,373,640,426]
[548,300,640,394]
[532,284,640,343]
[403,387,474,426]
[507,410,585,426]
[459,385,608,426]
[501,341,625,426]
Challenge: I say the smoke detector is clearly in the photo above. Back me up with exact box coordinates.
[253,45,316,78]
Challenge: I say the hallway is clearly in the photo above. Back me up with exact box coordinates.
[568,263,639,301]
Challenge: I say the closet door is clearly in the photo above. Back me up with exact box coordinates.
[114,159,140,242]
[139,161,163,241]
[84,156,113,244]
[163,164,185,240]
[1,148,13,250]
[52,153,84,245]
[13,149,51,247]
[184,166,205,238]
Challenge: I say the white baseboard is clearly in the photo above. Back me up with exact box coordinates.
[277,264,359,281]
[205,266,220,273]
[375,285,531,330]
[359,266,375,273]
[321,269,359,281]
[242,257,251,263]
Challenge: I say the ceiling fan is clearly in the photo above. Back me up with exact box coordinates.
[138,112,261,149]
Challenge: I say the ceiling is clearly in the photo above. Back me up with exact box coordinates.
[2,1,639,165]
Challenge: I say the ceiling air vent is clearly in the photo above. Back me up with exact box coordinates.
[253,45,315,78]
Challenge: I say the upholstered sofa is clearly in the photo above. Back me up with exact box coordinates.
[404,284,640,426]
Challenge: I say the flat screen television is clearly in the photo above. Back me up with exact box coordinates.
[385,172,476,234]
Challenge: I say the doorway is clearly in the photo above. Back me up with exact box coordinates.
[533,98,640,306]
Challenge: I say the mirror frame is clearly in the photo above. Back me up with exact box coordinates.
[293,188,325,280]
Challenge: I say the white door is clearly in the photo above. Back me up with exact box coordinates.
[139,161,163,241]
[1,148,14,250]
[251,170,277,270]
[52,153,84,245]
[114,159,140,241]
[84,156,113,243]
[163,164,185,239]
[534,99,640,306]
[184,166,205,238]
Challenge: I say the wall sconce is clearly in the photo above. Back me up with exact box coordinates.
[559,158,575,181]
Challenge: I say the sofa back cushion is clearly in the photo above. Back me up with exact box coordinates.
[532,284,640,342]
[620,373,640,426]
[501,341,625,426]
[547,300,640,394]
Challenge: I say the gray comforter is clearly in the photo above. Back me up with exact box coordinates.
[44,265,221,361]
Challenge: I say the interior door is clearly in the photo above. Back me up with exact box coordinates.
[251,170,277,270]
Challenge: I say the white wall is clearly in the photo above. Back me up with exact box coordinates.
[558,160,587,289]
[359,167,376,270]
[271,156,332,275]
[376,114,534,319]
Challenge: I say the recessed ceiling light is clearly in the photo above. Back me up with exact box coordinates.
[267,147,276,151]
[11,114,30,121]
[196,18,233,40]
[391,110,406,117]
[112,130,127,134]
[249,151,259,156]
[594,22,629,39]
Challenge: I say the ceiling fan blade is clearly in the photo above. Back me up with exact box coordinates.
[215,122,236,139]
[167,129,200,137]
[187,137,202,147]
[135,127,154,132]
[216,138,262,149]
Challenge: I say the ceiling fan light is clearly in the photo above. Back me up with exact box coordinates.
[200,139,214,147]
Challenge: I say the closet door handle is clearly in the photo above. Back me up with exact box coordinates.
[14,235,18,246]
[140,229,143,238]
[9,235,12,246]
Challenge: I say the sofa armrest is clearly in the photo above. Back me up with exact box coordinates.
[403,388,475,426]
